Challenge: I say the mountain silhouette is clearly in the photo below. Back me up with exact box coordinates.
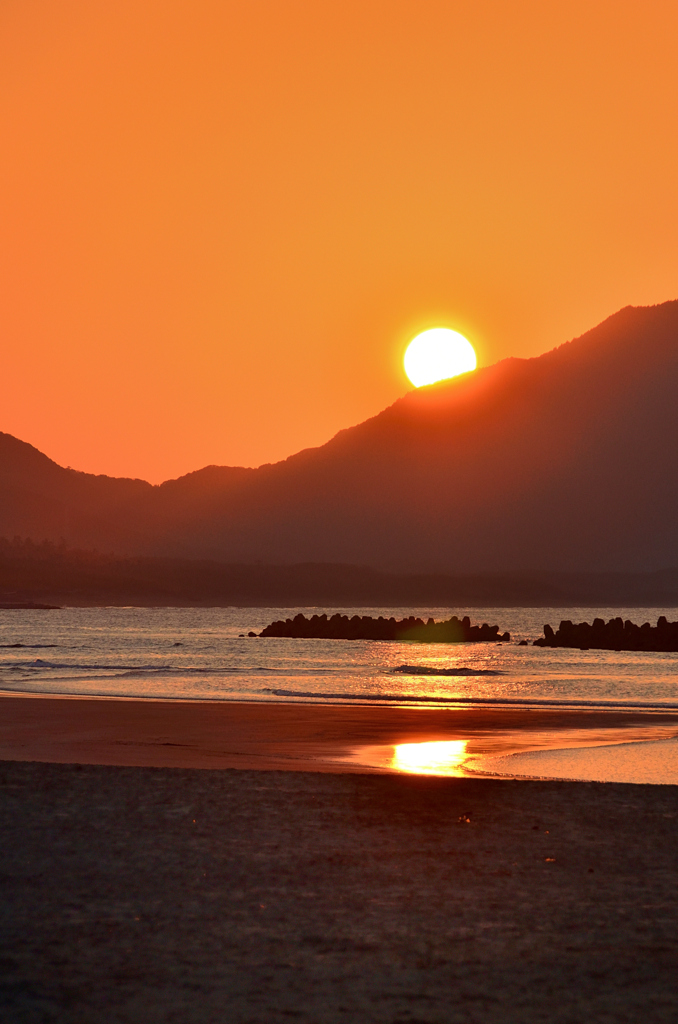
[2,299,678,573]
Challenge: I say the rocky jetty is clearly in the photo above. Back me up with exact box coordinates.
[258,613,510,643]
[533,615,678,652]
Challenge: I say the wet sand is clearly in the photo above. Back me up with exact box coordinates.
[2,693,678,772]
[2,760,678,1023]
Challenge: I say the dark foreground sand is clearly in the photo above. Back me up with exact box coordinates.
[2,760,678,1024]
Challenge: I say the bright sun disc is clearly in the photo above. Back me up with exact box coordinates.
[404,328,477,387]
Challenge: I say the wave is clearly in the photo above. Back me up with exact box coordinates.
[1,677,677,713]
[3,659,196,672]
[261,686,678,711]
[114,667,212,678]
[391,665,503,676]
[0,644,59,649]
[0,659,343,676]
[11,660,323,675]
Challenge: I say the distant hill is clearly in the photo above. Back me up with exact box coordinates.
[2,539,678,607]
[2,300,678,574]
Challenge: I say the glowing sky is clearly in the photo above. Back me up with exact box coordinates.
[1,1,677,482]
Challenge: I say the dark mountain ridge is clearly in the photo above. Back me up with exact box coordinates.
[2,299,678,573]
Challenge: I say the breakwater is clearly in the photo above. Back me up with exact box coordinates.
[534,616,678,652]
[258,613,510,643]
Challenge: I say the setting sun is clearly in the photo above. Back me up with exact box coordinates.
[404,329,477,387]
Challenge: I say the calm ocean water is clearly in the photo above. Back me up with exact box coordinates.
[1,605,677,710]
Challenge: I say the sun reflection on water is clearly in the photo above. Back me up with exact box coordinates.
[391,739,468,776]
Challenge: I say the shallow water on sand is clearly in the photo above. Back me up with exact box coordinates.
[1,606,678,782]
[342,726,678,784]
[473,736,678,785]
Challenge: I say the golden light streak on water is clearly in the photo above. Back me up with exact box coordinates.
[390,739,468,775]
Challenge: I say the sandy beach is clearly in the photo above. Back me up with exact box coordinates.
[1,758,678,1023]
[0,696,678,1021]
[2,693,678,773]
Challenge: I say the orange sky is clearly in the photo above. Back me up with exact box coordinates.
[1,0,677,483]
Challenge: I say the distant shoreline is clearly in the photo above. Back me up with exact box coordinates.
[13,598,678,609]
[3,540,678,609]
[3,600,678,608]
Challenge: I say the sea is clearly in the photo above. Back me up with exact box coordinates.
[2,605,678,783]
